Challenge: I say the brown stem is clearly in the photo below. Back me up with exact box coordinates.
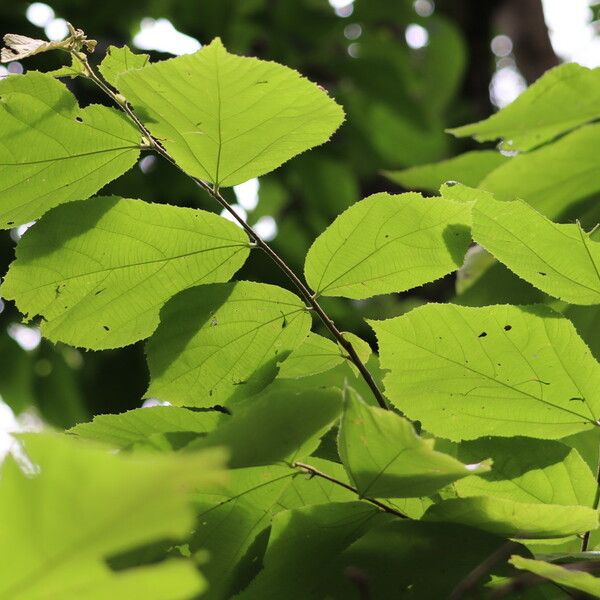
[293,461,407,518]
[77,52,389,410]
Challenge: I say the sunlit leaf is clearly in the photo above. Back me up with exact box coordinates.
[510,556,600,596]
[277,333,345,379]
[1,197,249,349]
[338,389,490,498]
[0,72,140,228]
[99,45,150,86]
[304,192,471,299]
[472,195,600,305]
[371,303,600,440]
[449,63,600,151]
[115,38,344,186]
[384,150,507,192]
[0,433,225,599]
[454,437,596,506]
[146,282,311,407]
[69,406,221,449]
[424,496,599,538]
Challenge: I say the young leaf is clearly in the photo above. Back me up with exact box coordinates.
[480,123,600,219]
[509,556,600,597]
[448,63,600,151]
[69,406,222,449]
[472,195,600,305]
[383,150,507,192]
[192,381,342,467]
[0,72,140,228]
[338,390,490,498]
[371,304,600,440]
[424,496,599,538]
[146,282,311,407]
[99,45,150,86]
[114,38,344,187]
[304,192,471,299]
[0,433,225,599]
[1,197,249,349]
[454,437,597,506]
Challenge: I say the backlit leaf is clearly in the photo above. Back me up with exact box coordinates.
[99,45,150,86]
[449,63,600,151]
[115,38,344,186]
[1,197,249,349]
[338,390,490,498]
[146,282,311,407]
[472,195,600,305]
[277,333,345,379]
[0,72,140,228]
[424,496,599,538]
[304,192,471,299]
[371,303,600,440]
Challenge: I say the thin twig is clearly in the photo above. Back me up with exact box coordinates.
[293,461,407,519]
[76,51,389,410]
[448,540,521,600]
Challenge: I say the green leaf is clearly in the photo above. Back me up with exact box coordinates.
[46,55,86,79]
[69,406,221,449]
[0,433,225,599]
[338,389,490,498]
[239,502,393,599]
[48,560,207,600]
[304,192,471,299]
[510,556,600,596]
[472,195,600,305]
[115,38,344,186]
[99,45,150,87]
[191,461,355,600]
[424,496,599,538]
[1,196,249,349]
[146,282,311,407]
[480,123,600,219]
[192,381,342,467]
[277,332,345,379]
[384,150,507,192]
[454,437,597,506]
[0,72,140,228]
[371,304,600,440]
[449,63,600,151]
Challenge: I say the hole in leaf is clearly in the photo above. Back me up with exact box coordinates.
[538,271,547,276]
[504,325,512,331]
[103,325,110,331]
[75,116,83,123]
[478,332,487,338]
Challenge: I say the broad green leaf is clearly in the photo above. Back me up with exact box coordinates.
[0,433,225,599]
[1,197,249,349]
[239,502,393,599]
[47,560,206,600]
[510,556,600,596]
[565,304,600,360]
[304,192,471,299]
[480,123,600,219]
[325,521,528,599]
[0,72,140,228]
[69,406,221,449]
[338,390,490,498]
[424,496,599,538]
[371,304,600,440]
[472,195,600,305]
[277,332,345,379]
[115,38,344,186]
[192,381,342,467]
[341,331,372,376]
[454,437,596,506]
[449,63,600,151]
[146,282,311,407]
[191,461,354,600]
[384,150,507,192]
[99,45,150,86]
[47,55,86,79]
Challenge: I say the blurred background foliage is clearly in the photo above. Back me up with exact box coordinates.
[0,0,589,426]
